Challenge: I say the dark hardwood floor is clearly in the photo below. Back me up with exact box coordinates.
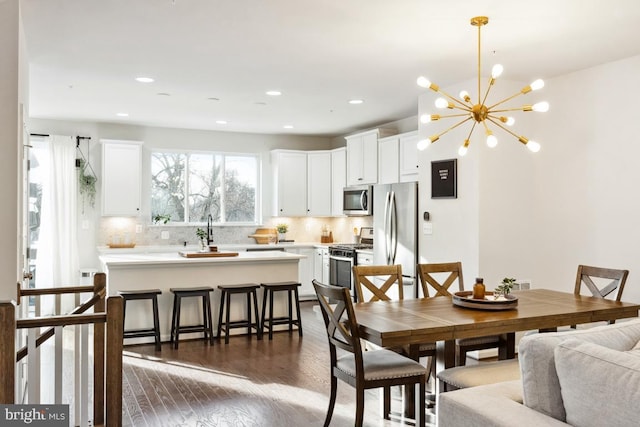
[121,301,436,427]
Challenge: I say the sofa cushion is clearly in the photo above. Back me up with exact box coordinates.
[519,318,640,421]
[554,339,640,427]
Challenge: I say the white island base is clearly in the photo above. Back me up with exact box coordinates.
[99,251,306,345]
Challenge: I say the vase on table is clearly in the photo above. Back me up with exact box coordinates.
[278,232,286,242]
[199,239,208,252]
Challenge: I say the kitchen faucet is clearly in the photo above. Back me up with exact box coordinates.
[207,214,214,245]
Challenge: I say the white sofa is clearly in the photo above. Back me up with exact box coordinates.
[438,318,640,427]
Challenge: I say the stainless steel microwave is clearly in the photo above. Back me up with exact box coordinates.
[343,185,372,216]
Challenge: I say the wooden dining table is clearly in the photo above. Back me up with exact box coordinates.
[353,288,640,416]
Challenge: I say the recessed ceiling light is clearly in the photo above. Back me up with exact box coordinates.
[116,112,129,117]
[135,77,154,83]
[216,120,228,125]
[157,92,171,96]
[207,97,220,101]
[283,125,294,129]
[349,99,364,105]
[254,101,267,106]
[266,90,282,96]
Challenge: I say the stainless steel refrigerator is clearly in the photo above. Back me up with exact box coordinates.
[373,182,419,298]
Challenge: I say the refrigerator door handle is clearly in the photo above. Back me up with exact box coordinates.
[389,190,398,264]
[384,191,392,265]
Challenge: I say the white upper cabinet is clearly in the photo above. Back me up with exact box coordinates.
[331,147,346,216]
[399,131,419,182]
[101,139,143,216]
[345,128,395,186]
[272,150,308,216]
[307,151,332,216]
[378,135,399,184]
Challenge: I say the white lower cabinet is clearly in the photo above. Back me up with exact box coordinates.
[286,247,316,299]
[314,247,329,284]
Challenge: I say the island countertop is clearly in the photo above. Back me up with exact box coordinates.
[99,249,305,268]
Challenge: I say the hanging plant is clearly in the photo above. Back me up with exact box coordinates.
[76,157,97,211]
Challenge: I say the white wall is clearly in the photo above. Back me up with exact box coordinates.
[417,54,640,303]
[0,0,22,301]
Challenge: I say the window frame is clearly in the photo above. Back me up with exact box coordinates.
[150,148,261,226]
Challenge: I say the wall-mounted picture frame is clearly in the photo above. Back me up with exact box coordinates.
[431,159,457,199]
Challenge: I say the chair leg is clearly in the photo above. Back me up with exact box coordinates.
[355,387,365,427]
[324,375,337,427]
[457,347,467,366]
[418,378,426,427]
[383,386,391,420]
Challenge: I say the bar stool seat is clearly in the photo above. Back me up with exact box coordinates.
[170,287,214,349]
[260,281,303,340]
[217,283,262,344]
[118,289,162,351]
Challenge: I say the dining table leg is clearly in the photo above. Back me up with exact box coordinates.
[403,344,420,419]
[498,332,516,360]
[436,339,456,394]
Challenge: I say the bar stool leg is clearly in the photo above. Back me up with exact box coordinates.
[170,293,178,346]
[174,295,182,349]
[200,293,208,342]
[217,289,226,341]
[268,289,275,340]
[294,286,303,337]
[288,289,293,334]
[246,292,252,337]
[152,295,161,351]
[252,289,262,340]
[260,288,268,336]
[225,291,232,344]
[206,291,214,345]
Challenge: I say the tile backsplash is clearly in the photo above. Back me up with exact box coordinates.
[99,216,373,247]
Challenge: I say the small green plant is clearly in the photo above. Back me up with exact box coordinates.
[78,172,97,211]
[153,214,171,224]
[196,228,207,241]
[495,277,516,297]
[276,223,289,234]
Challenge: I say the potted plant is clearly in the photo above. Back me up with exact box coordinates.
[276,223,289,242]
[196,228,208,252]
[153,214,171,224]
[494,277,516,299]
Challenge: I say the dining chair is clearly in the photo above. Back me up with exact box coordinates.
[417,262,511,366]
[312,280,426,427]
[571,264,629,327]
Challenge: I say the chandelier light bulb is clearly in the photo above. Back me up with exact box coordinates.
[459,90,471,102]
[435,98,450,109]
[491,64,504,79]
[526,140,541,152]
[420,114,432,124]
[506,116,515,126]
[417,139,430,151]
[530,79,545,91]
[417,76,431,88]
[458,145,468,156]
[486,134,498,148]
[532,101,550,112]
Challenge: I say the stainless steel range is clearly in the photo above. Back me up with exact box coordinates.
[329,227,373,301]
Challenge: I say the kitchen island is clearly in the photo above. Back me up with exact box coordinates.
[99,250,306,344]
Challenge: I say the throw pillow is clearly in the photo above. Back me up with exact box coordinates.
[554,339,640,427]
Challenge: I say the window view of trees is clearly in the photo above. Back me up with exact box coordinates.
[151,151,258,224]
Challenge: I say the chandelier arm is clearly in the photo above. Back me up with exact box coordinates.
[436,88,473,110]
[465,121,478,141]
[487,91,525,110]
[432,117,474,141]
[486,117,523,140]
[434,112,474,119]
[490,106,530,114]
[480,77,496,108]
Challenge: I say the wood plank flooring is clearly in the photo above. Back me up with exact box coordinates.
[121,301,436,426]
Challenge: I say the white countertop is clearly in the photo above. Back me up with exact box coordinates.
[97,242,333,255]
[99,249,306,267]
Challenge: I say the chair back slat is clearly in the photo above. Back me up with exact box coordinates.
[417,262,464,297]
[574,265,629,301]
[313,280,361,355]
[352,265,403,302]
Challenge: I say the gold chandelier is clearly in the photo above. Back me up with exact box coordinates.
[416,16,548,155]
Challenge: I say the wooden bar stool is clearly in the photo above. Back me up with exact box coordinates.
[169,287,214,349]
[118,289,162,351]
[217,283,262,344]
[260,281,303,340]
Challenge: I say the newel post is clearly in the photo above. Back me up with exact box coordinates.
[93,273,106,425]
[0,300,16,403]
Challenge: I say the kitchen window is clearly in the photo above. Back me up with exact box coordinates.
[151,150,259,224]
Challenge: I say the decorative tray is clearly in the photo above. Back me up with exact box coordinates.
[452,291,518,310]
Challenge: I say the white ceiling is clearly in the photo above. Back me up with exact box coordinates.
[20,0,640,138]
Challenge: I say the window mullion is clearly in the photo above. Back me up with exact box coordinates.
[184,154,190,222]
[219,154,226,224]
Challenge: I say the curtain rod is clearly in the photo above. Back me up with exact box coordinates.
[29,133,92,141]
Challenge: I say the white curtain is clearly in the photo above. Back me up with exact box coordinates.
[35,135,80,300]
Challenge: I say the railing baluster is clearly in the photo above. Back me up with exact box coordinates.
[27,328,38,403]
[0,301,16,404]
[54,325,63,403]
[80,323,89,427]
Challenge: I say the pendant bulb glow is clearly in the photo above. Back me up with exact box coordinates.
[459,90,471,102]
[417,76,431,88]
[435,98,450,109]
[417,139,430,151]
[420,114,432,124]
[506,116,515,126]
[491,64,504,78]
[487,134,498,148]
[458,145,468,156]
[532,101,550,112]
[527,140,541,152]
[530,79,544,91]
